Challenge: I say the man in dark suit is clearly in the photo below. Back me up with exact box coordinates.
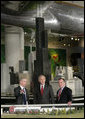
[14,77,29,104]
[34,75,54,104]
[56,77,72,106]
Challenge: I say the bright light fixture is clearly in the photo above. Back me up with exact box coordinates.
[71,37,73,40]
[75,38,77,41]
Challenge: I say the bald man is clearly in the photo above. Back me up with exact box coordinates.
[14,78,29,104]
[34,75,55,104]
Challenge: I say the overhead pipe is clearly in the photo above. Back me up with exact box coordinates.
[1,13,35,28]
[1,2,84,35]
[1,12,61,31]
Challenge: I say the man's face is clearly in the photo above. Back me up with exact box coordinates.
[20,79,27,87]
[58,79,65,88]
[39,76,46,85]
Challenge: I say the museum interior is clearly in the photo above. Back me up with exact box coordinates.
[1,1,84,104]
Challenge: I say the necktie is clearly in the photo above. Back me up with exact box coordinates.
[58,88,62,101]
[23,88,26,104]
[41,85,43,96]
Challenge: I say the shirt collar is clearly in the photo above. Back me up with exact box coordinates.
[20,85,25,90]
[40,84,45,89]
[61,86,65,90]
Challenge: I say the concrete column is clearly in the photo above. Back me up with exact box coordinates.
[1,63,10,94]
[28,51,36,79]
[5,26,24,72]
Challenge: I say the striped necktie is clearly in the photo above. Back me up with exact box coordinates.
[58,88,62,101]
[23,88,26,104]
[41,85,44,96]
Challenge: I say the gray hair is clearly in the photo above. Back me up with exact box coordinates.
[19,77,27,82]
[38,75,46,81]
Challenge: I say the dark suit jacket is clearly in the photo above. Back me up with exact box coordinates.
[56,86,72,103]
[14,86,29,104]
[34,84,55,104]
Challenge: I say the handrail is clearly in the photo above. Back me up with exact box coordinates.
[1,103,84,108]
[1,96,84,101]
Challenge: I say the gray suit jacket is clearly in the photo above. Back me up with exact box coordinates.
[34,84,55,104]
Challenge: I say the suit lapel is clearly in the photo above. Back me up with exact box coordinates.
[43,84,47,95]
[18,86,21,90]
[39,85,41,96]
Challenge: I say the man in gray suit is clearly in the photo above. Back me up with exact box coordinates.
[34,75,55,104]
[14,78,29,104]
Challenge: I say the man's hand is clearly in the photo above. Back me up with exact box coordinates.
[68,101,72,106]
[20,89,24,94]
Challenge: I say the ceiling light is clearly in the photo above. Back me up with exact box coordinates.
[75,38,77,41]
[71,37,73,40]
[64,44,66,46]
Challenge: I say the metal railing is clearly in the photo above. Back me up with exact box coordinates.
[1,96,84,101]
[1,103,84,108]
[1,103,84,116]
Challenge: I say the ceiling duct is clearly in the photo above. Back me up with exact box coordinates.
[1,1,84,35]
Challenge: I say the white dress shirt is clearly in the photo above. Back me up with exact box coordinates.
[40,84,45,90]
[20,85,26,94]
[59,86,65,93]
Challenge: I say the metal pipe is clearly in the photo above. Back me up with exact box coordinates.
[1,13,35,28]
[1,2,84,35]
[1,103,84,108]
